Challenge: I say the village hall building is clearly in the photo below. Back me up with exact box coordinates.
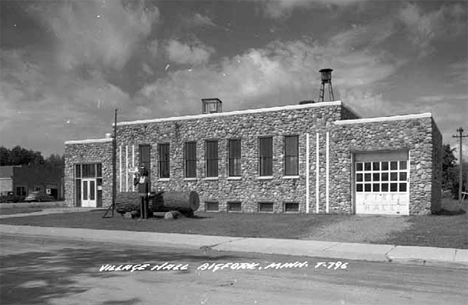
[64,97,443,216]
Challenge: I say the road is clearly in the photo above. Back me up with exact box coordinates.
[1,234,467,305]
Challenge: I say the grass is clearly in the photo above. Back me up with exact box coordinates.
[0,198,466,249]
[0,208,43,215]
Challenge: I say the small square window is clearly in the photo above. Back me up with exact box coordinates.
[382,162,389,171]
[381,173,389,181]
[399,172,407,181]
[390,183,398,192]
[364,162,371,171]
[258,202,274,212]
[372,162,380,171]
[356,163,363,171]
[364,173,371,181]
[205,201,219,212]
[399,161,407,170]
[356,173,363,182]
[391,172,398,181]
[227,201,242,212]
[373,184,380,192]
[399,183,407,192]
[373,173,380,181]
[356,184,363,192]
[365,184,371,192]
[284,202,299,213]
[382,183,389,192]
[390,161,398,170]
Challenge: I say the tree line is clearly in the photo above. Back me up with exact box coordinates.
[443,144,467,199]
[0,146,64,168]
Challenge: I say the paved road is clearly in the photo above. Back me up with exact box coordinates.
[1,235,467,305]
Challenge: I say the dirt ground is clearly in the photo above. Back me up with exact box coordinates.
[301,215,413,243]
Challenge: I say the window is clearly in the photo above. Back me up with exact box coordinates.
[227,201,242,212]
[258,202,274,212]
[184,142,197,178]
[284,135,299,176]
[355,159,408,193]
[259,137,273,176]
[158,143,170,178]
[205,201,219,212]
[284,202,299,213]
[16,186,26,197]
[206,140,218,177]
[75,163,103,207]
[139,144,151,174]
[228,139,241,177]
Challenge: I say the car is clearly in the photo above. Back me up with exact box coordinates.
[24,191,55,202]
[0,191,25,203]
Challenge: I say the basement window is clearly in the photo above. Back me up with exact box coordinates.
[258,202,274,213]
[227,201,242,212]
[283,202,299,213]
[205,201,219,212]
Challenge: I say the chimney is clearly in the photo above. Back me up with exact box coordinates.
[202,98,223,114]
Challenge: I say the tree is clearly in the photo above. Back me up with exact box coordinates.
[0,146,45,166]
[442,144,457,191]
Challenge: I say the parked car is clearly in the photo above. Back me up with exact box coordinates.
[24,191,55,202]
[0,191,25,203]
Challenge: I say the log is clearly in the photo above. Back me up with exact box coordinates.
[151,191,199,212]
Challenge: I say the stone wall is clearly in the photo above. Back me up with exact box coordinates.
[332,116,437,215]
[0,178,12,194]
[431,118,443,213]
[64,140,113,207]
[115,103,342,213]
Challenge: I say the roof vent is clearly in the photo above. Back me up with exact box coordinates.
[202,98,222,114]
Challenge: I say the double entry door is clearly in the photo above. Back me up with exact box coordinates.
[81,178,96,207]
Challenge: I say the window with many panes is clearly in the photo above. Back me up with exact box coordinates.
[16,186,26,197]
[284,135,299,176]
[283,202,299,213]
[75,163,102,207]
[259,137,273,176]
[158,143,170,178]
[206,140,218,177]
[355,160,408,193]
[184,142,197,178]
[228,139,241,177]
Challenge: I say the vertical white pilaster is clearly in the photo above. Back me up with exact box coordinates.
[316,133,320,214]
[306,133,310,214]
[132,145,135,192]
[326,132,330,214]
[119,146,122,192]
[125,145,128,192]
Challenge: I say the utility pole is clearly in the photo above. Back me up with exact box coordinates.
[103,108,118,218]
[452,127,467,204]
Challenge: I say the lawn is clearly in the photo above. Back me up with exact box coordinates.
[0,207,43,215]
[0,198,466,249]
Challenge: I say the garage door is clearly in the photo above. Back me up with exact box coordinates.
[354,151,409,215]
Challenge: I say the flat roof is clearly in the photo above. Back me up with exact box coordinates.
[116,101,343,126]
[334,113,432,125]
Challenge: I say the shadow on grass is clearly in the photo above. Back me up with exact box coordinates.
[432,209,466,216]
[0,239,244,305]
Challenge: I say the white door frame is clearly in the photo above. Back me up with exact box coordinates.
[81,178,97,208]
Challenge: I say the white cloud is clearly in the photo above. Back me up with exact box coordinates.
[252,0,368,19]
[148,39,159,58]
[192,13,217,27]
[31,0,160,71]
[398,2,467,57]
[165,39,215,66]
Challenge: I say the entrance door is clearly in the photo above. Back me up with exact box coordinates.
[81,179,97,207]
[355,152,409,215]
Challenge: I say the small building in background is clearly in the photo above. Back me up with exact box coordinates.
[0,165,64,200]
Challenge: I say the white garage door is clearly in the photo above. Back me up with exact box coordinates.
[355,151,409,215]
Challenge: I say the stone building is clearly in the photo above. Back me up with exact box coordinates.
[64,100,442,215]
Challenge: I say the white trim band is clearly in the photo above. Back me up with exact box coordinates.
[117,101,343,126]
[334,113,432,125]
[65,138,113,144]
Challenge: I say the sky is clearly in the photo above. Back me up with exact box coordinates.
[0,0,467,160]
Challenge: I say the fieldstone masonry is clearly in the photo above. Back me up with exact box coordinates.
[64,101,442,215]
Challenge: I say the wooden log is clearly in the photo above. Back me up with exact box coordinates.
[151,191,199,212]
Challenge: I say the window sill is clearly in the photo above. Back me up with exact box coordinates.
[283,176,300,179]
[183,178,198,181]
[204,177,219,181]
[257,176,274,180]
[227,177,242,180]
[158,178,170,182]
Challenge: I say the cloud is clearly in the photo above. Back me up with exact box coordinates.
[251,0,368,19]
[398,2,467,57]
[191,13,217,27]
[0,49,130,155]
[165,39,215,66]
[30,0,160,71]
[148,39,159,58]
